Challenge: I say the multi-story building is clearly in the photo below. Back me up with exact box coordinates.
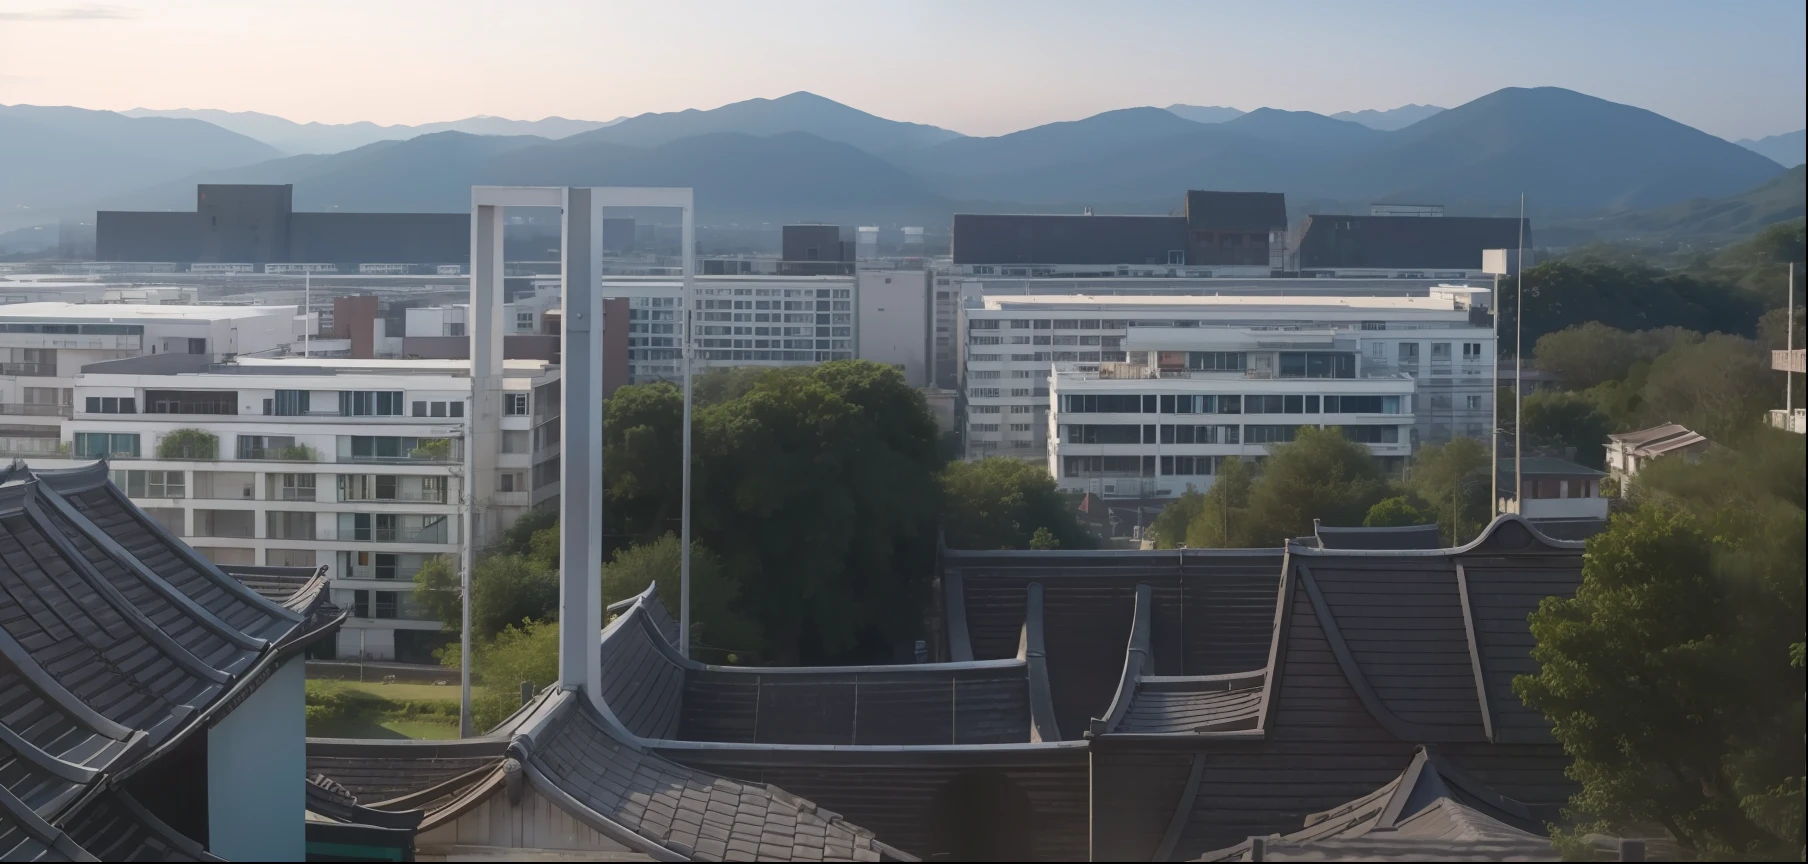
[1047,347,1416,498]
[0,302,298,457]
[40,353,561,662]
[606,275,858,384]
[961,291,1495,463]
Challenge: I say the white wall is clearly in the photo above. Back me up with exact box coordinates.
[857,270,930,386]
[208,656,305,861]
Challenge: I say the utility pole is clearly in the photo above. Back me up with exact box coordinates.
[457,421,473,737]
[679,230,694,658]
[1513,195,1525,514]
[1788,263,1795,416]
[303,272,311,358]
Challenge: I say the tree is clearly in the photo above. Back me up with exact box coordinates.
[465,620,559,733]
[1242,427,1387,545]
[1498,260,1764,351]
[942,457,1095,551]
[156,428,218,460]
[1184,457,1256,549]
[1522,390,1614,469]
[602,534,764,660]
[1149,490,1205,549]
[1409,437,1492,547]
[602,382,686,549]
[1364,496,1428,528]
[1515,434,1805,858]
[413,553,559,644]
[496,506,557,558]
[1028,526,1060,550]
[1640,334,1772,442]
[694,361,942,663]
[1533,323,1700,391]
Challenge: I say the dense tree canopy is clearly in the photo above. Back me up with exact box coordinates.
[1521,390,1614,469]
[1407,436,1492,546]
[941,456,1095,551]
[1639,334,1774,443]
[1498,259,1765,352]
[1363,495,1429,528]
[1243,426,1388,545]
[1515,429,1805,858]
[601,533,764,662]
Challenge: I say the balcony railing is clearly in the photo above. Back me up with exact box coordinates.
[0,403,71,418]
[0,437,64,456]
[0,363,56,377]
[339,489,449,504]
[1768,408,1806,434]
[349,526,451,544]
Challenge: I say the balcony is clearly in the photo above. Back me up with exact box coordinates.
[238,446,321,462]
[0,436,64,456]
[0,362,56,377]
[348,525,451,545]
[0,403,71,418]
[339,489,449,504]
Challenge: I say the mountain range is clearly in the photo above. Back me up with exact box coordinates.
[2,88,1799,236]
[121,107,624,155]
[1735,129,1806,168]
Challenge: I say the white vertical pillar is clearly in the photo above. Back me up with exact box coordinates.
[559,188,604,703]
[470,204,505,546]
[679,197,695,657]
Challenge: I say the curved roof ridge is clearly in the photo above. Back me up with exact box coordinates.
[1088,582,1153,737]
[1289,513,1583,557]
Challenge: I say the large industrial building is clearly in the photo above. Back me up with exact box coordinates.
[97,184,468,268]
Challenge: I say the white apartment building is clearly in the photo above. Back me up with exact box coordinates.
[856,268,931,387]
[1048,350,1416,499]
[41,354,561,663]
[961,291,1495,462]
[0,303,298,457]
[606,275,858,384]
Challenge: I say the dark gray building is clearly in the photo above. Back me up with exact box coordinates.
[97,184,468,266]
[780,223,854,275]
[1294,214,1530,271]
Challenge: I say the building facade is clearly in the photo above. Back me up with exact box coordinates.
[1046,341,1417,499]
[960,292,1495,464]
[606,275,859,384]
[0,302,298,458]
[41,354,560,662]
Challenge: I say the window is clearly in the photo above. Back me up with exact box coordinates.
[500,471,526,492]
[505,393,529,416]
[187,338,208,355]
[1245,395,1286,414]
[266,511,317,541]
[112,469,185,498]
[351,590,370,618]
[193,509,254,538]
[516,311,536,330]
[85,396,136,414]
[145,390,237,415]
[1466,394,1484,410]
[1324,395,1403,414]
[1160,455,1216,476]
[1160,424,1226,445]
[1334,425,1401,444]
[1062,424,1143,444]
[1187,352,1245,372]
[1463,342,1484,360]
[502,431,530,453]
[1397,343,1420,363]
[73,432,139,458]
[1431,343,1452,361]
[1278,353,1355,379]
[1062,455,1153,477]
[1360,321,1387,331]
[267,390,310,416]
[1244,425,1300,444]
[237,435,297,459]
[340,391,404,416]
[268,473,316,501]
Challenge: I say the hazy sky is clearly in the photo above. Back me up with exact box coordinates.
[2,0,1803,140]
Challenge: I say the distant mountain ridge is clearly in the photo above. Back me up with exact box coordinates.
[568,91,964,154]
[122,107,623,154]
[3,87,1793,238]
[1734,129,1806,168]
[0,103,279,212]
[1330,104,1445,131]
[1164,104,1246,124]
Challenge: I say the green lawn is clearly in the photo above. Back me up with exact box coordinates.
[305,678,481,740]
[312,679,482,703]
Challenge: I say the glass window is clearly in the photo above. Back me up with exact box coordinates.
[74,432,139,458]
[505,394,529,415]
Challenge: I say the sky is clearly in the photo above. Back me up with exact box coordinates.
[1,0,1804,141]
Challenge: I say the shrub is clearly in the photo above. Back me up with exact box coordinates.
[156,428,218,459]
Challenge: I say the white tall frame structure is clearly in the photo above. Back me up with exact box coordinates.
[470,186,695,719]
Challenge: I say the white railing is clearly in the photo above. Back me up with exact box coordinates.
[1767,408,1806,434]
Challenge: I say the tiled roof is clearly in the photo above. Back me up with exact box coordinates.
[0,460,339,862]
[1197,748,1559,861]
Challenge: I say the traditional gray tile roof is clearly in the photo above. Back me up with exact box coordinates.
[1197,748,1559,861]
[1312,523,1443,550]
[0,460,340,862]
[1087,516,1589,860]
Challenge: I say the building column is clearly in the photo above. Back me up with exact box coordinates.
[559,188,604,705]
[470,204,506,546]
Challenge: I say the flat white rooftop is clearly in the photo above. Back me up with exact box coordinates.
[0,302,293,320]
[231,357,555,373]
[981,294,1463,311]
